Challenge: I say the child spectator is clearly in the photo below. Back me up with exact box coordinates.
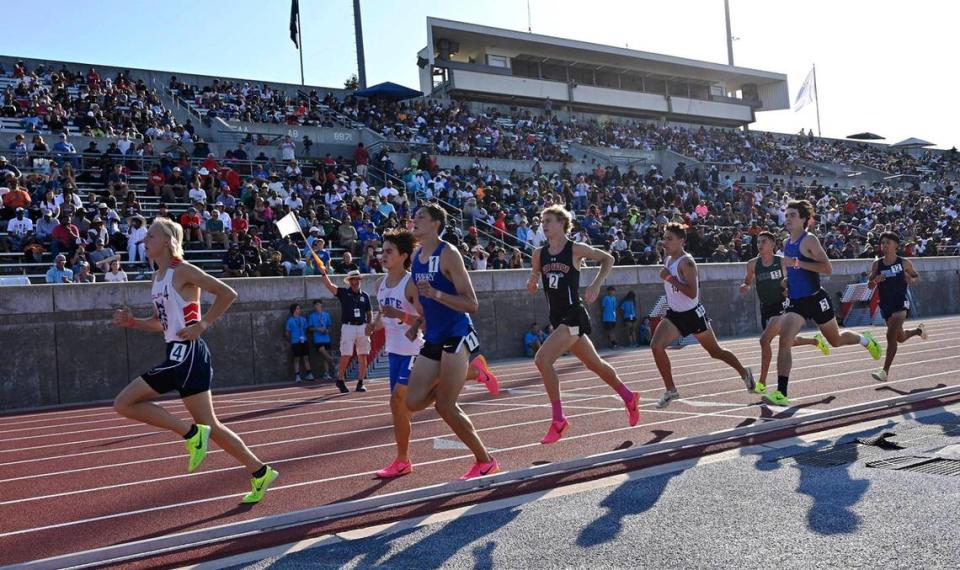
[620,291,639,346]
[285,303,314,383]
[601,286,618,348]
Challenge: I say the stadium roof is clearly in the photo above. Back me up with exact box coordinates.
[425,17,787,89]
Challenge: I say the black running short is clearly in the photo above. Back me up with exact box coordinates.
[142,339,213,398]
[880,295,910,321]
[420,328,481,361]
[549,304,592,337]
[785,288,834,325]
[760,301,787,330]
[665,304,709,337]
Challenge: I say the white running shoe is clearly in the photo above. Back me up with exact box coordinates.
[871,370,888,382]
[918,323,928,341]
[656,390,680,409]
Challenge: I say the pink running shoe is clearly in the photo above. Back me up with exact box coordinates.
[540,418,570,444]
[375,459,412,479]
[625,391,640,427]
[470,355,500,397]
[459,457,500,480]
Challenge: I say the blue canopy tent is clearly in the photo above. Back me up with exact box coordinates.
[352,82,423,101]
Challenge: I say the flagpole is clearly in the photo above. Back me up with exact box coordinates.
[297,7,305,86]
[812,63,821,138]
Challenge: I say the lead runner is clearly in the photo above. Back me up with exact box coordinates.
[112,218,278,503]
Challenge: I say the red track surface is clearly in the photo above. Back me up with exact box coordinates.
[2,316,959,566]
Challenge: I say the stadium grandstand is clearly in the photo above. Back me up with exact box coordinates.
[1,18,958,285]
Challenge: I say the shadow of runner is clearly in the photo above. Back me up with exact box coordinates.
[126,503,257,542]
[575,469,683,548]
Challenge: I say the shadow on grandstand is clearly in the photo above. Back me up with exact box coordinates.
[296,505,522,569]
[735,395,837,428]
[220,393,348,423]
[576,467,684,548]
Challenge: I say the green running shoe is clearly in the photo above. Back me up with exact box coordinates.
[242,467,280,504]
[814,333,830,356]
[863,331,882,360]
[762,390,790,406]
[185,424,211,473]
[753,381,768,394]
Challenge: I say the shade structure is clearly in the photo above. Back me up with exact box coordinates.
[890,137,935,148]
[352,82,423,101]
[846,132,885,140]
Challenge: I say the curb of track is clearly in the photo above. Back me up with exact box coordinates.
[13,385,960,570]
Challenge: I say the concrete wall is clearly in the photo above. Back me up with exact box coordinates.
[2,257,958,413]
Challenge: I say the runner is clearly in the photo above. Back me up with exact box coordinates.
[867,231,927,382]
[766,199,882,406]
[112,218,278,504]
[526,205,639,444]
[653,222,755,408]
[404,204,499,480]
[739,230,829,392]
[372,228,500,479]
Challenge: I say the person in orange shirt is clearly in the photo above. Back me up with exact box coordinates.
[2,182,31,219]
[179,207,204,245]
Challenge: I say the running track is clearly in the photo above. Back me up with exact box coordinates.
[3,316,960,567]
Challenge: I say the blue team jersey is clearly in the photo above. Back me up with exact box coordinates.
[307,311,332,344]
[602,295,617,322]
[411,241,472,343]
[621,299,637,320]
[286,315,308,345]
[785,232,820,299]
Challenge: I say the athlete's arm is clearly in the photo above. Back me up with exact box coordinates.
[526,246,542,294]
[415,246,479,313]
[739,257,756,294]
[796,235,833,275]
[867,259,881,286]
[573,242,613,304]
[674,257,699,300]
[174,262,238,341]
[903,258,920,284]
[113,306,163,333]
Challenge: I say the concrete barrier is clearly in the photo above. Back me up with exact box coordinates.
[2,258,958,412]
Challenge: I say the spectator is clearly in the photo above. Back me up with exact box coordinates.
[222,243,247,277]
[638,317,652,346]
[318,269,373,393]
[35,209,58,246]
[338,215,359,255]
[45,254,73,284]
[75,261,95,283]
[2,181,31,219]
[279,235,306,275]
[205,209,229,250]
[179,207,203,245]
[6,208,34,251]
[471,245,490,270]
[285,303,314,383]
[100,257,127,282]
[259,249,285,277]
[307,299,337,380]
[601,286,618,348]
[508,248,525,269]
[51,215,80,256]
[334,251,360,274]
[523,322,545,357]
[126,215,147,263]
[88,239,116,270]
[353,142,369,179]
[279,136,296,162]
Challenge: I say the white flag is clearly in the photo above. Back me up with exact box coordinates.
[793,67,817,111]
[274,212,301,238]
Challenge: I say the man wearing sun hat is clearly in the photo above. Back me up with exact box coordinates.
[318,268,373,393]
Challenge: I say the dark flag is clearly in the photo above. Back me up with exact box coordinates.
[290,0,300,48]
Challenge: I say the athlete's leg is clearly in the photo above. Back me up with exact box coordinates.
[651,318,682,391]
[534,326,581,403]
[817,319,862,347]
[113,378,191,436]
[390,384,412,463]
[181,391,263,472]
[694,326,748,378]
[759,318,780,385]
[883,311,909,373]
[776,312,805,389]
[434,346,492,463]
[404,355,441,412]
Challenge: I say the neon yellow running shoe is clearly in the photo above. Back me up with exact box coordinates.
[862,331,882,360]
[185,424,211,473]
[242,466,280,504]
[754,381,767,394]
[762,390,790,406]
[814,333,830,356]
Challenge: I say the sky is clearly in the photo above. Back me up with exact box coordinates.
[4,0,958,149]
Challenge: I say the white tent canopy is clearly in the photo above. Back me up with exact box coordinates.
[891,137,935,148]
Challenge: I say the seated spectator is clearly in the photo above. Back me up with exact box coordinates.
[360,244,382,274]
[239,234,263,275]
[259,250,285,277]
[50,215,80,256]
[45,254,73,284]
[337,215,359,254]
[87,239,116,270]
[35,209,58,246]
[638,317,652,346]
[126,215,147,263]
[279,235,306,275]
[75,261,95,283]
[204,209,229,249]
[100,257,127,282]
[333,251,359,274]
[179,207,203,245]
[524,322,545,357]
[6,208,34,251]
[222,243,247,277]
[490,248,509,270]
[2,181,31,220]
